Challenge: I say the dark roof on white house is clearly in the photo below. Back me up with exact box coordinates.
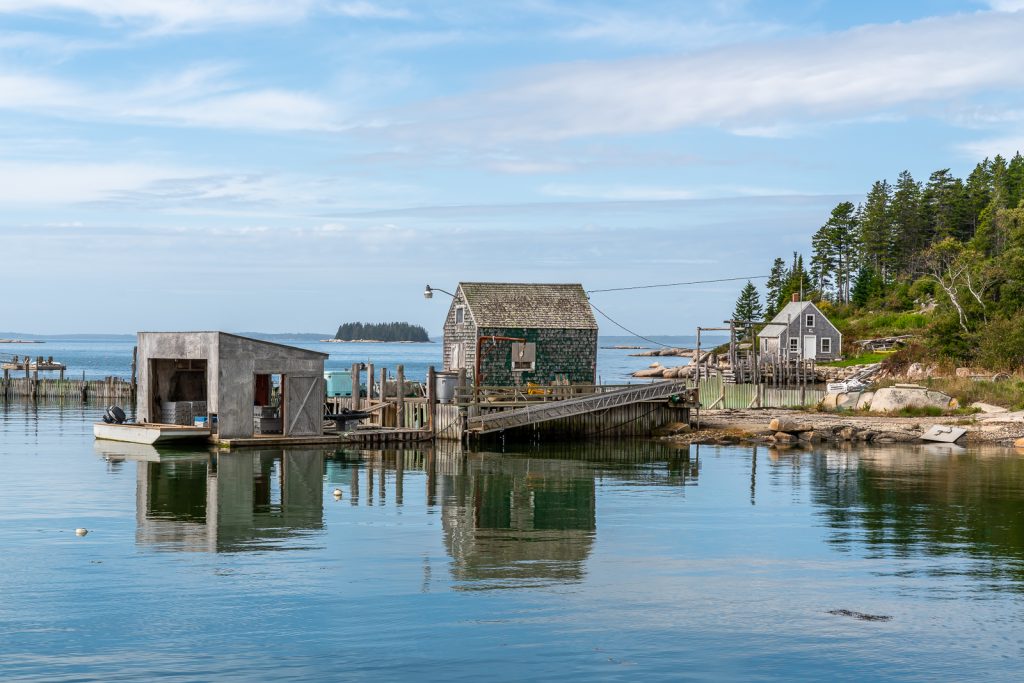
[457,282,598,330]
[759,300,834,338]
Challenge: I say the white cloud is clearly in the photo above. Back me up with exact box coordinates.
[986,1,1024,11]
[0,0,412,32]
[541,183,697,201]
[328,1,412,20]
[0,160,201,203]
[404,11,1024,142]
[0,63,342,131]
[0,1,312,32]
[958,135,1024,159]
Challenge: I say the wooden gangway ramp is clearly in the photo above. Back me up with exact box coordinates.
[467,380,696,435]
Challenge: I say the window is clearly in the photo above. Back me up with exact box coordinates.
[511,342,536,372]
[455,306,465,324]
[805,314,815,328]
[820,338,832,354]
[789,337,799,352]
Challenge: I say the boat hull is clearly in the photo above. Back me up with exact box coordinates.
[93,423,211,445]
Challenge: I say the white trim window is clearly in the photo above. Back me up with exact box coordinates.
[820,337,832,354]
[805,314,815,328]
[789,337,799,353]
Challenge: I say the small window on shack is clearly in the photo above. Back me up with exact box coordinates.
[805,314,815,328]
[511,342,536,372]
[789,337,799,352]
[455,306,465,324]
[821,337,832,354]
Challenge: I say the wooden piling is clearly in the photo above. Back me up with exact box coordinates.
[426,366,436,437]
[350,363,360,411]
[396,364,405,429]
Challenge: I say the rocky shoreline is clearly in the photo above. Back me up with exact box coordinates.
[656,408,1024,447]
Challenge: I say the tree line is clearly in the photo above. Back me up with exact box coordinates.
[734,152,1024,367]
[335,322,431,342]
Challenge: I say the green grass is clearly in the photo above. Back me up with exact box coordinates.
[821,351,893,367]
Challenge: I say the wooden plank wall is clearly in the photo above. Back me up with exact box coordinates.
[1,377,135,403]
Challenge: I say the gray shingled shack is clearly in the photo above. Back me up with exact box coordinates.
[441,282,598,386]
[136,332,327,440]
[758,299,842,363]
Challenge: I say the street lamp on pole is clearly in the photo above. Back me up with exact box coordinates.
[424,284,455,300]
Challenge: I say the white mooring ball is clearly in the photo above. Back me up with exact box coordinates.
[332,488,343,498]
[75,528,88,537]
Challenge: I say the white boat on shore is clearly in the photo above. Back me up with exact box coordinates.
[93,422,211,445]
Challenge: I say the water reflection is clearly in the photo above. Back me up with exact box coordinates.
[770,444,1024,585]
[94,442,326,552]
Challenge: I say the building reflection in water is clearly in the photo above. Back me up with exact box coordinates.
[94,441,328,552]
[94,439,699,588]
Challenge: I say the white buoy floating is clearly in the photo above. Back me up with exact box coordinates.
[75,528,88,536]
[332,488,343,499]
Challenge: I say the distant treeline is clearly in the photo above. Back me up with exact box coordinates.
[334,322,430,342]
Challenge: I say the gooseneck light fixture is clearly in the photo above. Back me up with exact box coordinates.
[423,284,455,300]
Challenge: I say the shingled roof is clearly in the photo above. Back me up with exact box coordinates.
[457,282,598,330]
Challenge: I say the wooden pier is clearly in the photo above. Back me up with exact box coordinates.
[1,376,135,402]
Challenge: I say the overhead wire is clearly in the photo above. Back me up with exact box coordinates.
[586,275,768,294]
[587,274,769,348]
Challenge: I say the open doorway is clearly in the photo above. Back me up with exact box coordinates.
[149,358,208,425]
[254,373,283,434]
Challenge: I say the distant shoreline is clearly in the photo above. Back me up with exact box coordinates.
[0,339,44,344]
[320,339,434,344]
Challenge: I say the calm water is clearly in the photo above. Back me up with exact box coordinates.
[2,405,1024,679]
[0,335,713,384]
[3,405,1024,681]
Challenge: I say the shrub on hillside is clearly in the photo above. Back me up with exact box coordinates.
[976,313,1024,371]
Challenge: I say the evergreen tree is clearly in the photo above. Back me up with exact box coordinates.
[890,170,925,274]
[858,180,893,280]
[335,322,430,342]
[809,224,835,298]
[922,168,968,242]
[732,280,764,323]
[851,266,884,307]
[820,202,860,302]
[764,257,788,317]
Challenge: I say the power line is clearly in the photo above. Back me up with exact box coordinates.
[589,301,677,349]
[586,275,768,294]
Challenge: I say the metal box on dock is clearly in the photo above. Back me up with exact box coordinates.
[435,372,459,404]
[324,371,353,397]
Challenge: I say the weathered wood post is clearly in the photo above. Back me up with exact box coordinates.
[130,345,137,398]
[350,363,360,411]
[366,363,375,405]
[380,367,388,426]
[396,364,405,429]
[426,365,437,437]
[457,368,468,444]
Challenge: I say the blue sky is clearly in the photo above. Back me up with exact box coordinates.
[2,0,1023,335]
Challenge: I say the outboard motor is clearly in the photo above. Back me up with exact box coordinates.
[103,405,127,424]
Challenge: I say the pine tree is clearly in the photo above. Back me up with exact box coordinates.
[821,202,860,302]
[809,225,835,298]
[891,170,925,274]
[922,168,968,242]
[764,257,788,317]
[732,280,764,323]
[859,180,893,280]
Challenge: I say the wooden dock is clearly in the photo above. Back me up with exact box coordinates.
[467,381,697,435]
[215,428,431,450]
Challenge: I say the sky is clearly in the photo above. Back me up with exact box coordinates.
[2,0,1024,336]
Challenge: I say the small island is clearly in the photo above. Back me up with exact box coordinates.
[329,322,431,343]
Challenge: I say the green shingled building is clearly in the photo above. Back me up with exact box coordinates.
[441,282,599,387]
